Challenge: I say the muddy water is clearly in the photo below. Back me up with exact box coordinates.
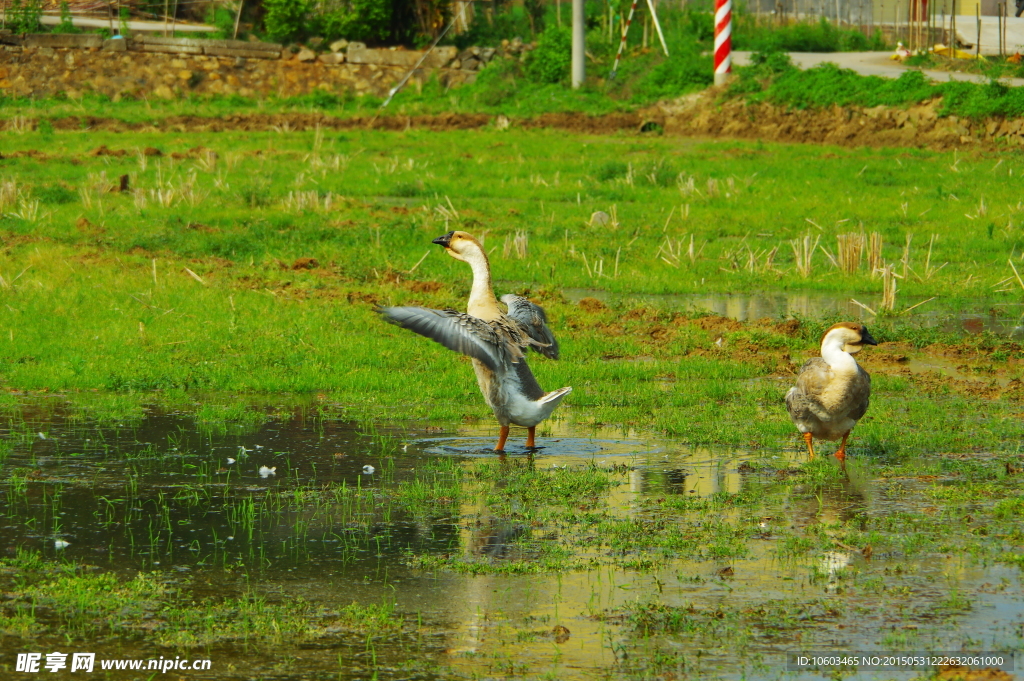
[562,288,1024,337]
[1,402,1021,680]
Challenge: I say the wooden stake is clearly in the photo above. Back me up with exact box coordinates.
[951,0,956,48]
[233,0,244,39]
[976,3,980,58]
[999,1,1003,56]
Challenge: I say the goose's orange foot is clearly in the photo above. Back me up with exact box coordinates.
[802,432,815,461]
[835,432,850,472]
[495,426,509,452]
[526,426,536,449]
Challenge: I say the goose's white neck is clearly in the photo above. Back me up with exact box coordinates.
[462,246,500,320]
[821,332,859,374]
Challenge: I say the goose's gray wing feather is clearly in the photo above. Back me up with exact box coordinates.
[500,294,559,360]
[846,368,872,421]
[787,358,833,422]
[380,307,505,371]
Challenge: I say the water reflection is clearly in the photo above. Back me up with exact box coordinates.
[563,288,1024,336]
[0,401,1017,680]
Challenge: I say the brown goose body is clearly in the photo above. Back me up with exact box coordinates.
[785,322,877,469]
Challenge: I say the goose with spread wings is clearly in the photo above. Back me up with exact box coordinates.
[380,231,571,452]
[786,322,877,471]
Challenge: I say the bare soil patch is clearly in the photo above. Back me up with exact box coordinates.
[28,91,1021,150]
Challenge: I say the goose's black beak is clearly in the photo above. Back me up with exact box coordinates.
[861,328,878,346]
[432,231,454,248]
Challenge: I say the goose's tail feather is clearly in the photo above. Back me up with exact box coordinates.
[541,386,572,405]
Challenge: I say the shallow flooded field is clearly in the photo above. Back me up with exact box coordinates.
[2,125,1024,679]
[2,394,1022,680]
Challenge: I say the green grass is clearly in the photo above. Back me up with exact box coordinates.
[905,51,1024,81]
[0,551,401,647]
[1,125,1023,455]
[731,54,1024,119]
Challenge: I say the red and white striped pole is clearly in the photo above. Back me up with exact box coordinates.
[713,0,732,85]
[609,0,639,79]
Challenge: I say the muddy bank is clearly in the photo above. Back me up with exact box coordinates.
[7,91,1018,149]
[642,89,1024,151]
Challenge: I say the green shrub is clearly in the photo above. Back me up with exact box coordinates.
[631,42,713,100]
[729,55,1024,121]
[739,17,884,53]
[262,0,311,43]
[683,8,714,42]
[205,4,238,39]
[451,7,533,49]
[316,0,392,44]
[937,78,1024,119]
[470,58,523,107]
[752,63,935,109]
[7,0,41,34]
[50,1,79,34]
[525,27,572,84]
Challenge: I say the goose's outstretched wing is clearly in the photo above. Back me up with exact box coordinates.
[500,294,559,360]
[380,306,516,372]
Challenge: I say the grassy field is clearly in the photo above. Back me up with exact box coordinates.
[1,125,1023,435]
[1,118,1024,678]
[1,125,1022,397]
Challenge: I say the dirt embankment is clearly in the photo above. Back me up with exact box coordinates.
[642,89,1024,150]
[13,89,1018,150]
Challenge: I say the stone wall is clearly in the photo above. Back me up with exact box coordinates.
[0,33,523,100]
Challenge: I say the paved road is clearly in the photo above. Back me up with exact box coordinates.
[733,50,1024,86]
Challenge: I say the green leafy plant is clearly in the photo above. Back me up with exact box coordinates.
[525,27,572,84]
[51,1,80,34]
[317,0,392,44]
[262,0,311,43]
[7,0,42,34]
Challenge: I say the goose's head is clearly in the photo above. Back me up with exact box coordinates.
[822,322,878,354]
[432,230,485,263]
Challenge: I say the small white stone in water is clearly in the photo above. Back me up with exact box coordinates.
[227,458,236,464]
[38,432,46,440]
[54,539,70,549]
[258,466,276,478]
[362,465,375,474]
[255,445,264,450]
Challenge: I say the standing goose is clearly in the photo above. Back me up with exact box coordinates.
[380,231,571,452]
[785,322,878,471]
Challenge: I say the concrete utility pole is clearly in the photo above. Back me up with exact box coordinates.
[571,0,585,88]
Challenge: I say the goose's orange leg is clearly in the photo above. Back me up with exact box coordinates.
[495,426,509,452]
[526,426,536,449]
[802,432,815,461]
[834,432,849,471]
